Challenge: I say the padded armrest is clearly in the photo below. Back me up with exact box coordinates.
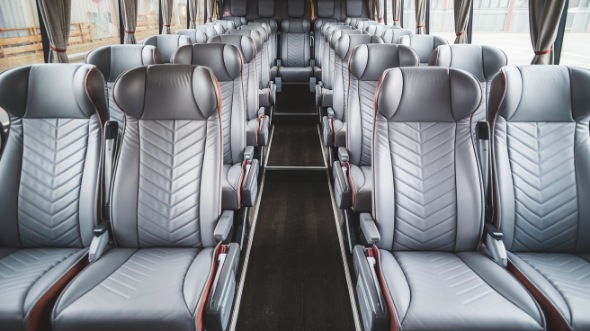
[206,242,240,331]
[338,147,349,163]
[243,146,255,161]
[321,110,334,146]
[352,245,389,331]
[258,115,269,146]
[332,161,351,209]
[214,210,234,243]
[360,213,380,244]
[241,158,259,207]
[259,88,271,108]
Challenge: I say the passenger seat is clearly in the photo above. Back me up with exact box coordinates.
[176,28,209,44]
[398,34,448,65]
[382,28,412,43]
[143,34,191,63]
[278,18,313,82]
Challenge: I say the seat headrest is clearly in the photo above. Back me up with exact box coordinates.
[0,64,108,121]
[246,22,272,36]
[317,0,336,17]
[206,22,226,35]
[240,26,268,43]
[208,35,256,63]
[323,24,351,39]
[357,20,377,31]
[350,44,419,80]
[329,29,363,48]
[489,66,590,123]
[86,45,162,82]
[382,28,412,43]
[143,34,191,48]
[346,0,364,17]
[398,34,448,63]
[172,44,242,81]
[113,65,219,121]
[281,19,311,33]
[228,29,263,54]
[227,0,247,16]
[252,19,278,32]
[335,34,383,61]
[314,18,337,31]
[258,0,275,17]
[376,67,481,122]
[287,0,305,18]
[216,20,236,30]
[176,29,208,44]
[431,44,507,82]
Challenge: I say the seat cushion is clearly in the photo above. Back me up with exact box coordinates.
[379,250,545,330]
[53,248,214,331]
[278,67,313,82]
[509,252,590,330]
[222,163,244,210]
[349,164,371,212]
[0,248,87,331]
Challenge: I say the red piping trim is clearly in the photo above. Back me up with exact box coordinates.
[195,243,223,331]
[125,30,136,34]
[49,44,66,53]
[371,245,398,331]
[534,48,552,55]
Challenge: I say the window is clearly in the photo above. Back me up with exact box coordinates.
[69,0,120,63]
[472,0,531,65]
[430,0,456,43]
[170,0,188,32]
[559,0,590,68]
[136,0,160,42]
[403,0,416,31]
[0,0,43,71]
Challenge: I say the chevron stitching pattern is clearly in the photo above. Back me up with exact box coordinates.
[389,122,457,251]
[342,61,350,120]
[219,81,234,164]
[359,81,378,166]
[256,53,263,88]
[19,119,89,247]
[92,249,199,301]
[286,34,306,67]
[516,253,590,308]
[107,83,124,127]
[0,249,79,301]
[138,120,206,247]
[507,122,578,252]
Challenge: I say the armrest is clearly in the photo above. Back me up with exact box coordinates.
[332,161,351,209]
[89,221,110,263]
[214,210,234,243]
[360,213,380,245]
[337,147,349,163]
[321,109,335,147]
[206,242,240,331]
[241,158,259,207]
[352,245,389,331]
[257,115,269,146]
[483,223,507,267]
[259,88,271,108]
[243,146,255,161]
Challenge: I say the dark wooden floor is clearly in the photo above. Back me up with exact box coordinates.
[275,84,316,114]
[266,124,325,167]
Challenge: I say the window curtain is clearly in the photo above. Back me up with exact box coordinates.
[207,0,218,22]
[37,0,71,63]
[376,0,383,23]
[415,0,426,34]
[454,0,471,44]
[529,0,566,64]
[392,0,401,26]
[189,0,198,28]
[162,0,173,33]
[120,0,138,44]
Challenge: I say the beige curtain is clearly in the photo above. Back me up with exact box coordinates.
[415,0,426,34]
[189,0,198,28]
[37,0,71,63]
[162,0,173,34]
[529,0,566,64]
[207,0,218,22]
[454,0,471,44]
[392,0,401,26]
[120,0,138,44]
[376,0,383,23]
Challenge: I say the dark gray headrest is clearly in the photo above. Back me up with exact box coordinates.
[314,18,337,31]
[382,28,412,43]
[350,44,419,80]
[0,64,108,121]
[246,22,272,36]
[397,34,448,63]
[431,44,507,82]
[86,45,162,82]
[376,67,481,122]
[228,0,247,16]
[253,19,278,32]
[281,18,311,33]
[143,34,191,48]
[324,24,351,40]
[228,29,263,54]
[329,29,363,48]
[346,0,364,17]
[172,44,242,81]
[335,34,383,61]
[288,0,305,18]
[258,0,275,17]
[208,34,256,63]
[176,29,208,43]
[489,66,590,122]
[240,26,268,43]
[113,65,219,121]
[317,0,336,17]
[206,22,226,35]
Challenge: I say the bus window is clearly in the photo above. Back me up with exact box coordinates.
[169,0,189,33]
[0,0,43,71]
[559,0,590,68]
[136,0,160,42]
[430,0,456,43]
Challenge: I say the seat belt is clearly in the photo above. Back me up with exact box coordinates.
[102,121,119,220]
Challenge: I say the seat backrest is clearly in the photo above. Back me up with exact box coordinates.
[173,44,246,166]
[206,21,227,35]
[373,67,483,252]
[0,64,108,248]
[489,66,590,253]
[430,44,507,124]
[364,23,386,36]
[222,0,248,27]
[327,29,363,91]
[111,65,222,249]
[86,45,162,126]
[214,20,237,31]
[314,19,339,66]
[382,28,412,43]
[143,34,191,63]
[246,22,275,63]
[321,25,352,87]
[316,0,337,20]
[209,35,259,121]
[398,34,448,65]
[356,20,377,31]
[281,18,311,67]
[228,29,265,89]
[176,29,209,44]
[239,26,271,87]
[347,44,419,166]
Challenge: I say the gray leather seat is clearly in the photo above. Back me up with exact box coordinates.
[206,21,227,35]
[176,28,209,44]
[0,64,107,331]
[354,67,546,331]
[279,18,313,82]
[356,20,377,31]
[143,34,191,63]
[173,43,249,211]
[382,28,412,43]
[221,0,248,27]
[314,18,338,66]
[213,20,236,31]
[52,65,230,331]
[315,25,352,109]
[489,65,590,330]
[398,34,448,65]
[86,45,162,127]
[334,44,419,212]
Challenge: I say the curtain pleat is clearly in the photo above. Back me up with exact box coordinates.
[162,0,173,34]
[392,0,401,26]
[37,0,71,63]
[121,0,138,44]
[415,0,426,34]
[189,0,198,28]
[454,0,471,44]
[529,0,566,64]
